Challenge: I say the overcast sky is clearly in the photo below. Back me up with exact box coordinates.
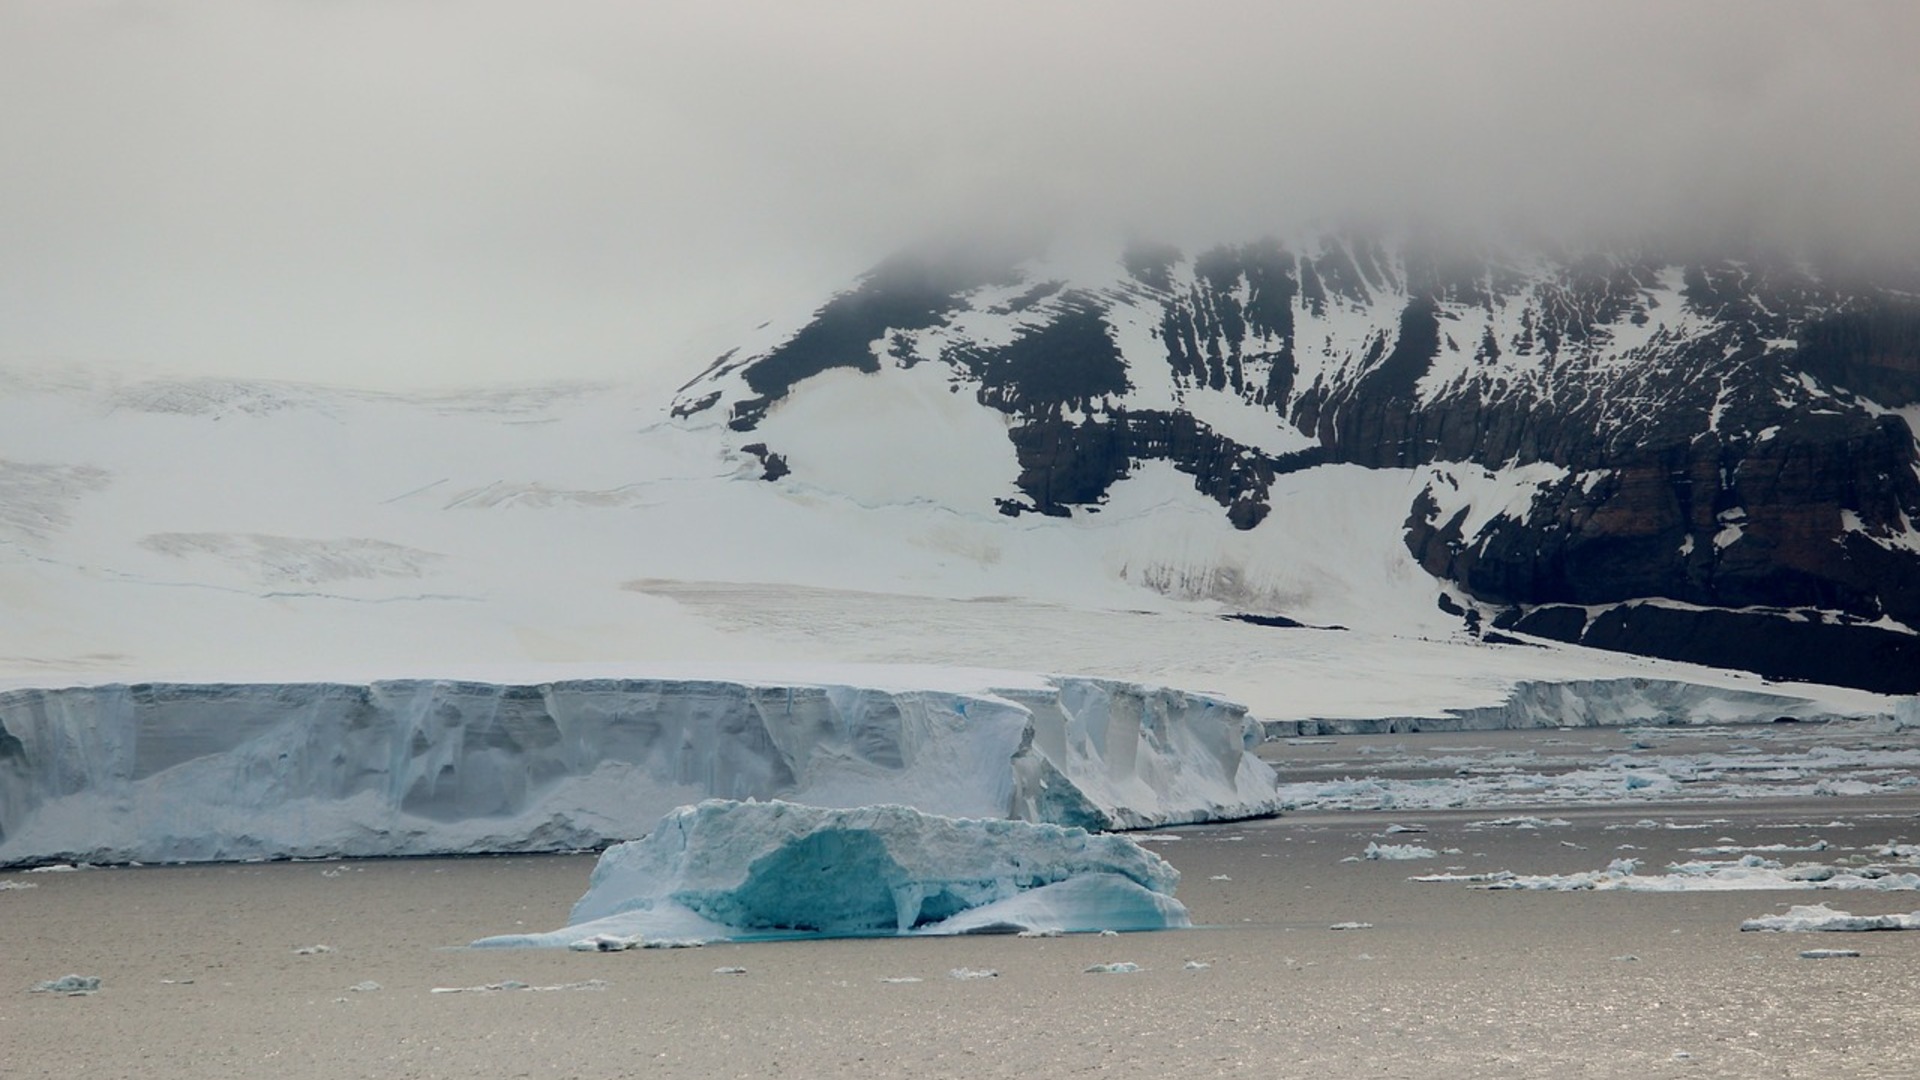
[3,1,1916,390]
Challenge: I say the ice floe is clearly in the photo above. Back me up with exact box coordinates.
[1418,854,1920,893]
[1740,904,1920,932]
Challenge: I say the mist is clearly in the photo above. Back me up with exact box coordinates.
[3,1,1915,390]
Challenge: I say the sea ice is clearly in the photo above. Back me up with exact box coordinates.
[472,800,1190,948]
[1363,842,1437,860]
[1740,904,1920,932]
[1462,855,1920,893]
[27,975,99,995]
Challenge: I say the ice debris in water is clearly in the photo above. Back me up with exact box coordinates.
[1363,842,1436,861]
[292,944,334,956]
[1329,921,1374,931]
[1799,949,1862,959]
[28,975,99,995]
[347,981,381,992]
[1465,855,1920,893]
[1740,904,1920,932]
[1084,962,1141,974]
[568,934,642,952]
[711,966,747,976]
[473,800,1189,948]
[949,968,999,980]
[430,979,607,994]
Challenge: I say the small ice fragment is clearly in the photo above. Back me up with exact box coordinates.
[1015,928,1061,938]
[348,980,382,992]
[0,881,37,891]
[1084,962,1141,974]
[1799,949,1861,959]
[1672,1051,1693,1061]
[1329,922,1374,931]
[28,975,99,995]
[1740,904,1920,932]
[292,944,334,956]
[948,968,999,980]
[1183,960,1211,970]
[711,966,747,976]
[878,976,924,984]
[1098,929,1119,937]
[1384,824,1427,834]
[1364,842,1436,861]
[568,934,642,952]
[1209,875,1232,881]
[1612,955,1640,962]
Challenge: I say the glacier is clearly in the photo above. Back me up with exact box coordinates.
[472,799,1191,947]
[0,672,1277,867]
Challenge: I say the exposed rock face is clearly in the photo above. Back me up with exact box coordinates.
[674,236,1920,693]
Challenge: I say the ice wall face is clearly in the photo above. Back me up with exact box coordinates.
[0,674,1278,867]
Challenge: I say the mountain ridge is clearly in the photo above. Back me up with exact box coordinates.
[675,234,1920,693]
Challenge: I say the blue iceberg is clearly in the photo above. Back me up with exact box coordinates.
[474,800,1190,947]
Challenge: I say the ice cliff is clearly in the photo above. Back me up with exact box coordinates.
[0,673,1277,867]
[474,799,1191,947]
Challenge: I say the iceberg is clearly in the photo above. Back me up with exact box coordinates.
[0,673,1277,867]
[473,799,1191,947]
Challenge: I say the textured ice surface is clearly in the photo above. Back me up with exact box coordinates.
[0,673,1277,866]
[472,800,1190,947]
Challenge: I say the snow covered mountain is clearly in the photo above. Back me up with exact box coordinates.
[673,235,1920,694]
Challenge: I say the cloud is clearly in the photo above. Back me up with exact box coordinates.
[2,1,1915,388]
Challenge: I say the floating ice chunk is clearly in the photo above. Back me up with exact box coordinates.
[473,800,1189,948]
[1740,904,1920,932]
[948,968,998,980]
[347,980,382,992]
[1463,854,1920,893]
[1084,962,1141,974]
[1329,921,1374,930]
[1467,817,1571,829]
[568,934,642,952]
[711,967,747,976]
[292,944,334,955]
[28,975,99,995]
[878,976,923,983]
[1364,842,1436,861]
[429,979,606,994]
[1183,960,1211,970]
[0,881,36,891]
[1799,949,1862,959]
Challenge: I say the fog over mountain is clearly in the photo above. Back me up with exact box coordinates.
[2,1,1915,389]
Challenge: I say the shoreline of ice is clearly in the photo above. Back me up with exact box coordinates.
[0,671,1278,868]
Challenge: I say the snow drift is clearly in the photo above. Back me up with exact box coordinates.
[0,673,1277,867]
[472,800,1191,947]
